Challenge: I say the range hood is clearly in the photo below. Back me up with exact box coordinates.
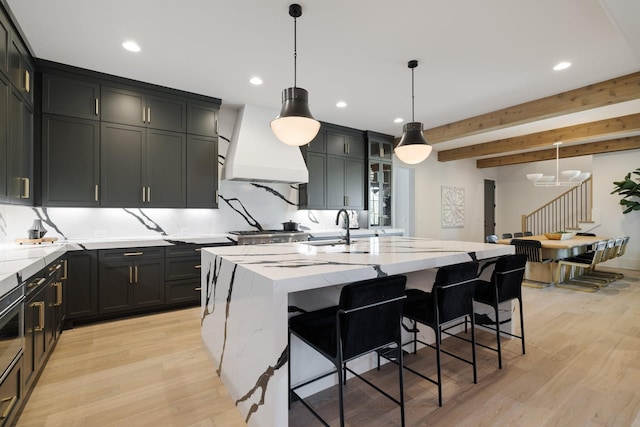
[223,105,309,184]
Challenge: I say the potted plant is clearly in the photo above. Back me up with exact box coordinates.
[611,168,640,214]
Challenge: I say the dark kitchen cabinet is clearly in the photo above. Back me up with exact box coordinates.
[100,123,186,207]
[101,86,187,132]
[326,155,365,209]
[98,248,165,315]
[41,114,100,206]
[187,103,218,137]
[299,124,365,210]
[326,131,365,159]
[42,74,100,120]
[299,152,326,209]
[0,355,22,427]
[165,244,203,305]
[6,87,33,205]
[186,134,218,208]
[367,131,394,228]
[9,32,33,106]
[24,282,47,389]
[0,11,9,77]
[65,250,98,322]
[0,75,8,201]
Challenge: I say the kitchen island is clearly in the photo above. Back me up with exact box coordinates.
[200,236,513,426]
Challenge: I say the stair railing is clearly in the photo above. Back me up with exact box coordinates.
[521,176,592,236]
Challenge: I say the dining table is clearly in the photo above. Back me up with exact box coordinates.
[496,234,605,260]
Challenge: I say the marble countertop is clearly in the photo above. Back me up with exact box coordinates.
[0,243,67,296]
[203,236,512,292]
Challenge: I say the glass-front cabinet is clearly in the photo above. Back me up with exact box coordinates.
[366,131,394,228]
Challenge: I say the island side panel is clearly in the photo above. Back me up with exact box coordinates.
[201,250,288,427]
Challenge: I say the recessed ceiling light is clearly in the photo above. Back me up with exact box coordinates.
[250,76,263,85]
[394,117,404,124]
[122,41,141,52]
[553,61,571,71]
[336,101,347,108]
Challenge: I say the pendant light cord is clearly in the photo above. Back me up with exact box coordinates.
[293,15,297,88]
[411,67,415,122]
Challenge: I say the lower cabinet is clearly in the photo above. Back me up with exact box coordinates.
[98,248,165,315]
[23,256,65,390]
[65,250,98,322]
[0,356,22,427]
[165,244,204,305]
[64,243,236,326]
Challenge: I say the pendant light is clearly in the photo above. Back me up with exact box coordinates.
[394,60,432,164]
[526,142,591,186]
[271,3,321,146]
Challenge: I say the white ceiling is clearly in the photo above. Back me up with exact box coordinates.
[6,0,640,153]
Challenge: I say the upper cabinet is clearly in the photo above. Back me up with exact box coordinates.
[37,64,221,208]
[187,103,218,137]
[42,75,100,120]
[366,131,394,228]
[0,6,34,206]
[101,86,187,133]
[9,31,33,105]
[299,123,366,210]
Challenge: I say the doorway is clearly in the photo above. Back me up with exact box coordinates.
[484,179,495,238]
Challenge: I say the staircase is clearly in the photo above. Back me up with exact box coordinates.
[521,177,594,235]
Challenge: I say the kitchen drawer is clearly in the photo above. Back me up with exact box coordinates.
[165,244,205,258]
[165,256,201,281]
[98,247,164,262]
[0,355,22,427]
[165,279,200,305]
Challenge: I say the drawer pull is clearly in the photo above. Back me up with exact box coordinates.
[195,248,202,252]
[194,287,202,291]
[55,282,63,306]
[195,265,202,269]
[124,252,143,256]
[129,266,133,284]
[33,302,45,332]
[62,259,68,280]
[0,395,17,420]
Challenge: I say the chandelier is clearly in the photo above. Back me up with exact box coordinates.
[526,142,590,187]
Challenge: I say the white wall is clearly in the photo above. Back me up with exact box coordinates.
[402,153,498,242]
[496,151,639,270]
[496,156,593,234]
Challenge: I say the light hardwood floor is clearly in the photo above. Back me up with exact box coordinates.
[17,268,640,426]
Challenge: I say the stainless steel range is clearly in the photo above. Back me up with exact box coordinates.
[229,230,309,245]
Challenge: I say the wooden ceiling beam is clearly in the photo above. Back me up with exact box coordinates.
[423,71,640,144]
[476,137,640,168]
[437,113,640,161]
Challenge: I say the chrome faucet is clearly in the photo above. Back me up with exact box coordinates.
[336,209,350,245]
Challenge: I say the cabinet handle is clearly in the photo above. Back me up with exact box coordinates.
[147,187,151,203]
[129,266,133,284]
[194,287,202,291]
[62,259,68,280]
[33,302,45,331]
[21,177,30,199]
[0,395,17,420]
[55,282,63,306]
[195,248,202,252]
[195,265,201,269]
[24,70,30,93]
[142,107,146,123]
[134,266,138,283]
[124,252,143,256]
[95,98,99,115]
[147,107,151,124]
[95,185,99,202]
[215,118,218,135]
[142,186,146,202]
